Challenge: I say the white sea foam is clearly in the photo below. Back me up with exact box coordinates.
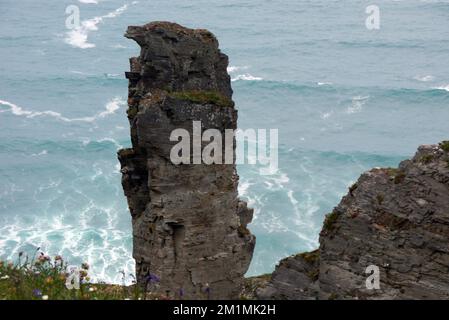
[0,157,135,285]
[0,97,126,122]
[78,0,99,3]
[227,65,248,73]
[70,70,90,75]
[111,44,127,49]
[65,3,137,49]
[227,66,262,81]
[98,97,124,118]
[104,73,121,78]
[260,212,289,233]
[413,75,434,82]
[31,150,48,157]
[320,111,333,119]
[238,180,252,197]
[231,74,263,82]
[0,216,135,284]
[346,95,369,114]
[96,137,123,150]
[317,81,333,86]
[287,190,299,205]
[433,84,449,92]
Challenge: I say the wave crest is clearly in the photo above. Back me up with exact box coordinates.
[65,2,137,49]
[0,97,126,123]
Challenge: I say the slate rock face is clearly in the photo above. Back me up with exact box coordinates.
[118,22,255,300]
[257,142,449,300]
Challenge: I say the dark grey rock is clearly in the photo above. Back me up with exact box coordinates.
[118,22,255,300]
[256,142,449,300]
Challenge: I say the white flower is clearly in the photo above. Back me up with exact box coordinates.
[88,287,96,292]
[0,275,10,280]
[42,295,49,300]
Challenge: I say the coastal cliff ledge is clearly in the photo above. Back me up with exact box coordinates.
[253,141,449,300]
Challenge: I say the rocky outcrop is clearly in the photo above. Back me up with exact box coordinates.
[118,22,255,299]
[257,141,449,300]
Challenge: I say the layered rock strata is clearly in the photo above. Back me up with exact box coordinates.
[118,22,255,300]
[256,142,449,300]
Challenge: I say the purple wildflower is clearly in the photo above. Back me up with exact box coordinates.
[204,283,211,299]
[146,273,160,283]
[33,289,42,297]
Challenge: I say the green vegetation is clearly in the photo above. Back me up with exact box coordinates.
[0,251,165,300]
[376,193,385,205]
[323,211,340,232]
[328,292,339,300]
[241,274,273,300]
[393,171,406,184]
[126,106,139,119]
[298,250,319,264]
[420,154,434,164]
[384,168,406,184]
[168,90,233,108]
[439,140,449,152]
[385,168,399,176]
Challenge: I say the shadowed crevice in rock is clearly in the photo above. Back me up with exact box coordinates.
[118,21,255,300]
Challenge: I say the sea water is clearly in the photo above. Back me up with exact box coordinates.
[1,0,449,283]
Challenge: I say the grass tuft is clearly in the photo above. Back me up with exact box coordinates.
[0,251,166,300]
[323,211,340,232]
[420,154,434,164]
[439,140,449,152]
[298,250,319,264]
[168,90,233,108]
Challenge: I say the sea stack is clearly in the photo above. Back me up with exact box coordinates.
[118,22,255,299]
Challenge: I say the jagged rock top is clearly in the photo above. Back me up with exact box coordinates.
[125,21,232,97]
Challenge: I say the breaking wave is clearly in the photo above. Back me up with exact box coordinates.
[0,97,126,123]
[65,2,137,49]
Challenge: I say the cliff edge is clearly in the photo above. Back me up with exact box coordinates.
[256,141,449,299]
[118,22,255,299]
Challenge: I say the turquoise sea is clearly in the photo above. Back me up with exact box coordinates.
[1,0,449,283]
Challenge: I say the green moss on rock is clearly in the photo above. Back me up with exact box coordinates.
[385,168,399,176]
[439,140,449,152]
[126,106,138,119]
[328,292,339,300]
[420,154,434,164]
[168,90,233,108]
[394,171,406,184]
[298,249,319,264]
[323,211,340,232]
[383,168,406,184]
